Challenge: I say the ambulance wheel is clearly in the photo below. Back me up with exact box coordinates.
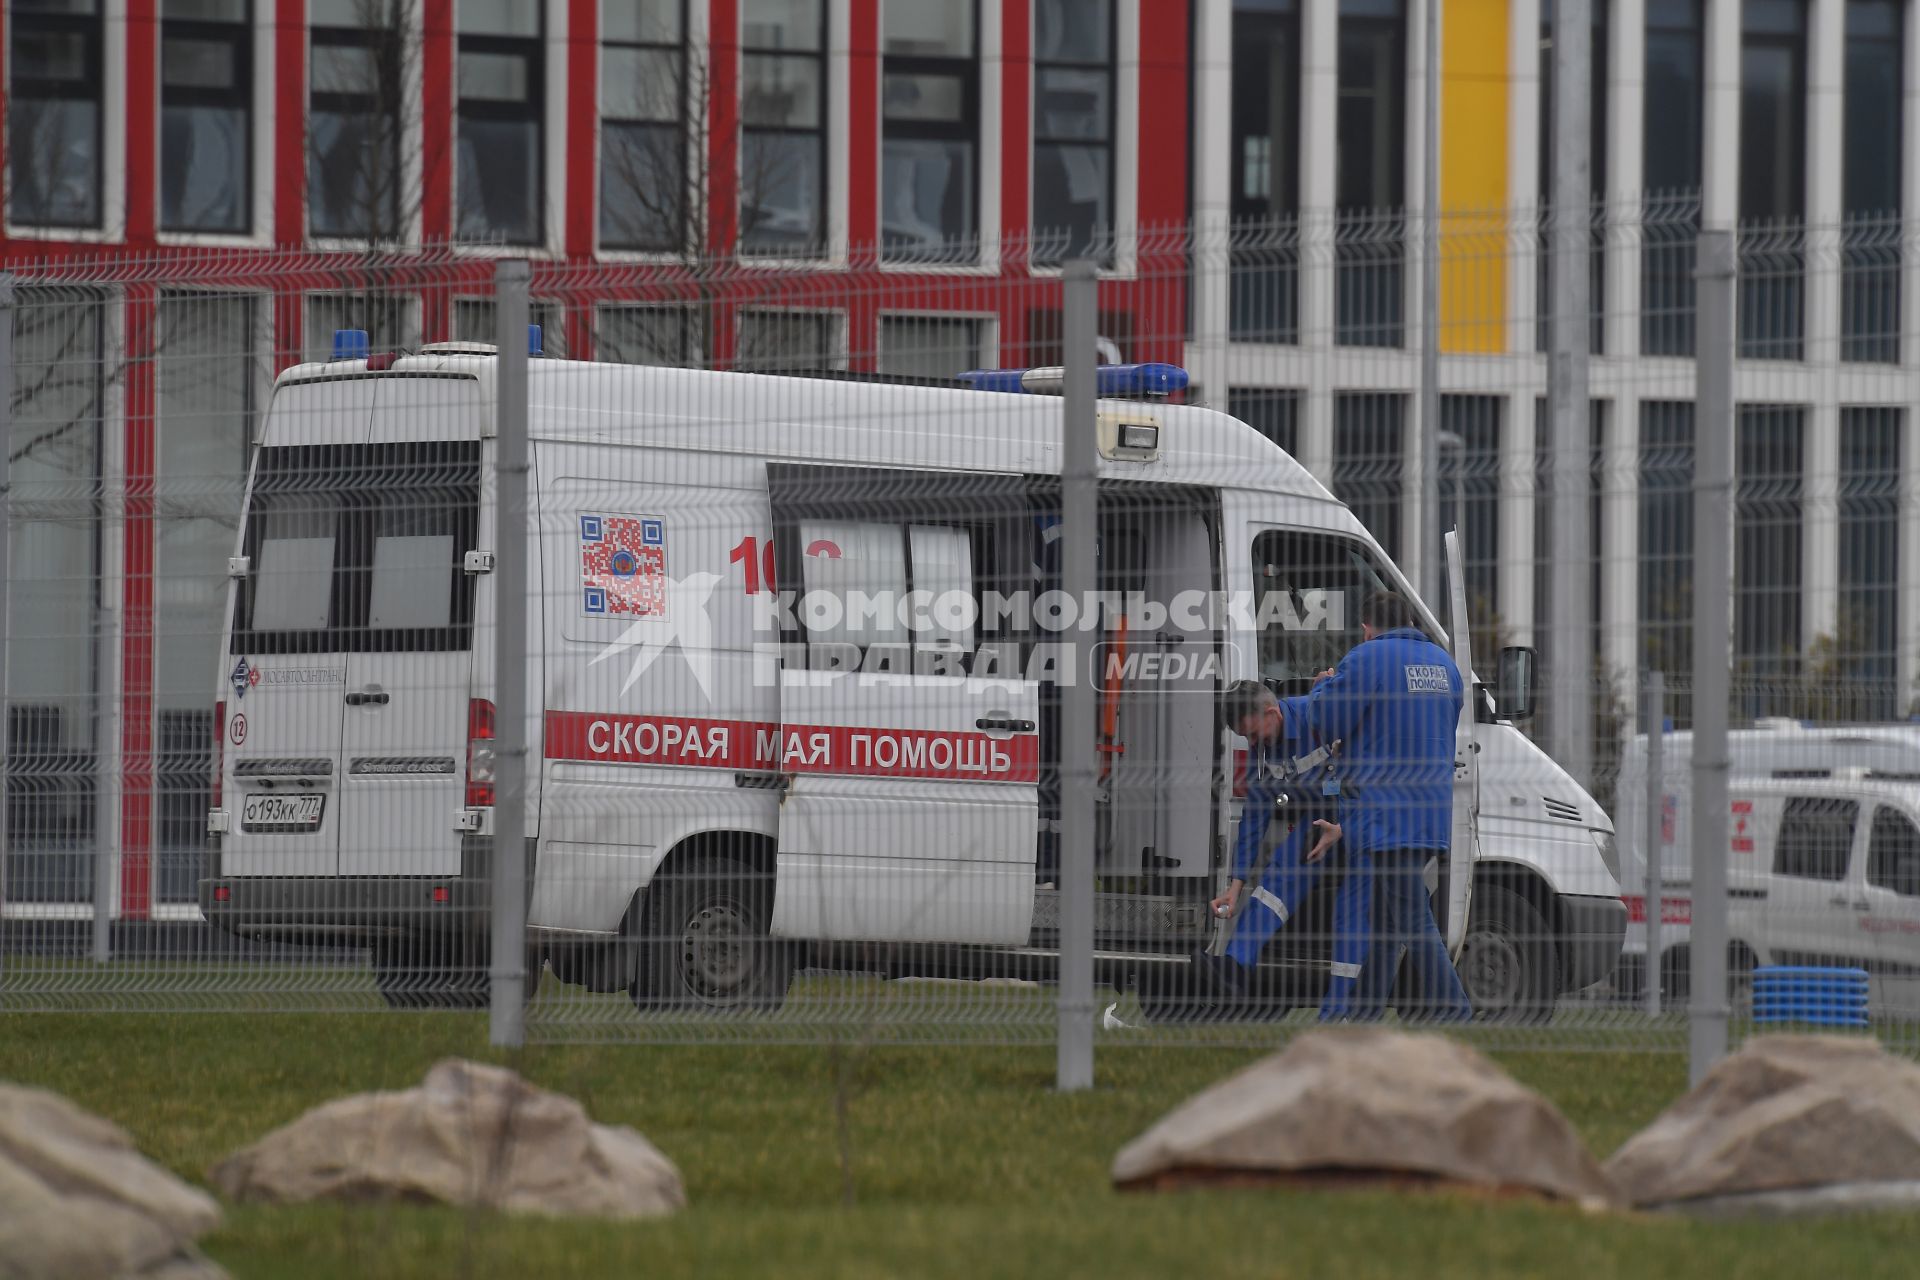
[1658,943,1755,1014]
[1457,886,1556,1023]
[640,854,794,1013]
[371,930,489,1010]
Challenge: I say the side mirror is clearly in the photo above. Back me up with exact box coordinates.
[1496,646,1539,721]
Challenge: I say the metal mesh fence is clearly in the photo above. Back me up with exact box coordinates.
[2,208,1919,1060]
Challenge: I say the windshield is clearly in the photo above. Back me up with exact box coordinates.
[1250,528,1401,687]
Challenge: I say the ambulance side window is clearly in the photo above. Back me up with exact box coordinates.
[1773,796,1857,882]
[794,520,980,654]
[1868,807,1920,897]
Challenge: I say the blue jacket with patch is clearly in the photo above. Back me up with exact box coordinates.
[1300,627,1463,854]
[1231,694,1336,883]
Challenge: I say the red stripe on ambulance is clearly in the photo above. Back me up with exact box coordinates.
[777,724,1039,783]
[545,712,1039,783]
[545,712,776,770]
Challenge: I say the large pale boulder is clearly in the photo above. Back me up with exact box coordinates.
[212,1058,685,1219]
[1606,1035,1920,1213]
[0,1081,226,1280]
[1112,1027,1617,1207]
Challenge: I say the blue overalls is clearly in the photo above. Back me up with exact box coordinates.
[1300,628,1473,1022]
[1225,698,1371,1020]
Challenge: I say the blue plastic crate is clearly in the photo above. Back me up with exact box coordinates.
[1752,965,1871,1026]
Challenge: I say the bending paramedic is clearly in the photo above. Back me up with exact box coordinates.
[1205,679,1371,1019]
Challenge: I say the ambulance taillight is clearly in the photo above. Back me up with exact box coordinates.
[466,699,497,807]
[212,701,225,808]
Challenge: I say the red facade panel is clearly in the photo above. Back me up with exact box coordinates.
[0,3,1196,921]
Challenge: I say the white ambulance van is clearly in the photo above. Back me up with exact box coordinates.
[1615,720,1920,1002]
[200,337,1624,1016]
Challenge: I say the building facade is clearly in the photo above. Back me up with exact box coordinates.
[6,0,1920,921]
[1186,0,1920,726]
[1,0,1193,919]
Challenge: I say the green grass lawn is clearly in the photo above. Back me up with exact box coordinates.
[3,1010,1918,1279]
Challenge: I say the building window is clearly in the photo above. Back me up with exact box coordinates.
[882,0,979,263]
[303,293,418,363]
[1031,0,1115,268]
[1737,0,1807,361]
[1335,0,1405,347]
[7,292,105,900]
[1537,0,1608,355]
[8,0,104,228]
[452,297,567,358]
[737,309,841,371]
[741,0,827,256]
[1532,399,1605,678]
[156,292,255,902]
[1229,0,1301,342]
[1842,0,1904,364]
[160,0,252,234]
[596,305,702,365]
[457,1,543,244]
[1228,388,1301,459]
[1638,400,1693,685]
[1331,392,1404,561]
[876,315,989,381]
[1642,0,1703,357]
[1734,404,1805,715]
[601,0,687,253]
[1440,396,1501,647]
[1838,407,1901,718]
[309,0,406,240]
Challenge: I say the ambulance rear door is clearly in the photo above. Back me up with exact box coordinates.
[335,375,485,877]
[766,465,1040,945]
[219,378,379,877]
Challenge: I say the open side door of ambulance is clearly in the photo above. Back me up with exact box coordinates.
[1443,529,1480,955]
[765,465,1041,946]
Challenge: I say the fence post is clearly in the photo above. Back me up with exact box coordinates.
[1689,228,1737,1084]
[0,274,12,976]
[1643,671,1664,1019]
[1057,260,1097,1092]
[489,260,532,1047]
[1547,0,1595,791]
[1415,0,1441,608]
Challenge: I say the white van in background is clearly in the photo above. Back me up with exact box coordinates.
[1614,720,1920,1002]
[200,339,1624,1017]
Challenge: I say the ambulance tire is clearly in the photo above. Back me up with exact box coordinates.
[1659,942,1756,1015]
[1456,885,1556,1024]
[639,854,795,1014]
[371,930,489,1010]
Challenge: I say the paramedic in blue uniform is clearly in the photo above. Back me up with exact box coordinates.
[1302,590,1473,1021]
[1205,679,1370,1019]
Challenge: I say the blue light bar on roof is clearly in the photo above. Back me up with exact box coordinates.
[332,329,370,361]
[957,362,1189,398]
